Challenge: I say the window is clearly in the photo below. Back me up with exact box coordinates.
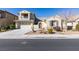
[21,13,28,18]
[50,21,54,26]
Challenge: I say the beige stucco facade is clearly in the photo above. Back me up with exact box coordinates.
[46,15,67,31]
[46,15,79,31]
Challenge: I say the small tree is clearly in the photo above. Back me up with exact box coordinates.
[76,23,79,31]
[58,10,76,31]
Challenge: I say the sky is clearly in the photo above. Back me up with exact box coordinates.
[0,8,79,18]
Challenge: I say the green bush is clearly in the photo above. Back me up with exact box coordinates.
[0,24,16,32]
[9,24,16,29]
[76,23,79,31]
[5,25,10,30]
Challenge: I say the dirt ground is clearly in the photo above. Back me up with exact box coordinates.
[61,31,79,34]
[25,29,56,35]
[25,30,79,35]
[25,30,48,35]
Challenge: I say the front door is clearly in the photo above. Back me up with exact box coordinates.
[67,22,73,30]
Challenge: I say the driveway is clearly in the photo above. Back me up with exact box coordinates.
[0,29,30,39]
[0,25,79,39]
[0,25,40,39]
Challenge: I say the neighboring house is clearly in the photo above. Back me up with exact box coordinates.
[15,10,40,29]
[67,17,79,30]
[46,15,79,31]
[0,10,18,27]
[46,15,66,31]
[47,15,62,28]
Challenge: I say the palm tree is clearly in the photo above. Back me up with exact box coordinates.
[59,11,73,32]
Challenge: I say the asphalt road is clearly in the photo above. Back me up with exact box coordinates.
[0,39,79,51]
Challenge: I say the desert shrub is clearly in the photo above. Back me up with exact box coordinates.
[76,23,79,31]
[47,27,53,33]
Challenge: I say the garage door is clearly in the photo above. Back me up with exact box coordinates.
[20,25,31,29]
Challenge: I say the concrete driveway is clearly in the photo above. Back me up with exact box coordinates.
[0,29,30,39]
[0,25,40,39]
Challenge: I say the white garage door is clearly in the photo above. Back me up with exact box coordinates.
[20,25,31,29]
[20,25,39,31]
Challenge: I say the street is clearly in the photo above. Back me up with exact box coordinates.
[0,39,79,51]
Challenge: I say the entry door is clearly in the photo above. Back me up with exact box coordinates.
[67,22,73,30]
[50,21,53,26]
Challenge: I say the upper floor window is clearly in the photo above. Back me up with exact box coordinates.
[21,13,28,18]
